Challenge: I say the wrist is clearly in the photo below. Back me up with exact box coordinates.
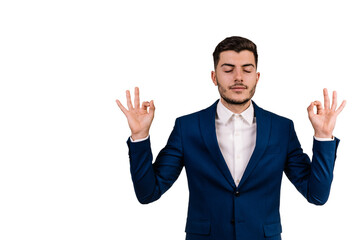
[131,132,149,141]
[314,131,333,139]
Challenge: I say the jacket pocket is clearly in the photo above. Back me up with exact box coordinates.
[185,220,211,235]
[263,222,282,238]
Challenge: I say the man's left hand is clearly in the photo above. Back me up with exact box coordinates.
[307,88,346,138]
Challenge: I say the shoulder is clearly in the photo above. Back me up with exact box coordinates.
[176,100,218,123]
[253,101,293,125]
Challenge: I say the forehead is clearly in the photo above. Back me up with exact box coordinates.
[218,50,255,66]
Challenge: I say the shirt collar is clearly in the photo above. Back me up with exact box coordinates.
[216,99,255,125]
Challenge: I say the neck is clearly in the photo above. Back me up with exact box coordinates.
[220,98,251,114]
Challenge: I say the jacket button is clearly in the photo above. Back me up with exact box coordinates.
[234,191,240,197]
[231,219,235,224]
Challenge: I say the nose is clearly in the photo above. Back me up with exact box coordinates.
[234,67,243,82]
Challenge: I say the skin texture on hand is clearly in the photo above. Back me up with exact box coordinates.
[116,87,155,140]
[307,88,346,138]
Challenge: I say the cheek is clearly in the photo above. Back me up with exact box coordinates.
[217,80,228,92]
[245,74,258,85]
[217,74,233,84]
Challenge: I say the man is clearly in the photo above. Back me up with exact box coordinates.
[116,36,346,240]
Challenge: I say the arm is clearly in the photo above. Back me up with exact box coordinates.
[285,121,339,205]
[116,87,183,204]
[127,119,184,204]
[285,88,345,205]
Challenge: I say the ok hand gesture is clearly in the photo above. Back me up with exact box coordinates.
[116,87,155,140]
[307,88,346,139]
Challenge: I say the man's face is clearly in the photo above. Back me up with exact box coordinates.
[211,50,260,106]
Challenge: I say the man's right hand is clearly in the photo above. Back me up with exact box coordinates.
[116,87,155,140]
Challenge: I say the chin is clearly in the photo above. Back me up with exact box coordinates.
[222,96,251,105]
[230,95,251,103]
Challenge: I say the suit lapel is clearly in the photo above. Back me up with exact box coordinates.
[199,100,236,188]
[199,100,272,189]
[237,101,272,189]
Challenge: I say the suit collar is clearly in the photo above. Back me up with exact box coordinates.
[199,100,272,189]
[216,100,255,125]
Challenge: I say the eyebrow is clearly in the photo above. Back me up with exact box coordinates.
[221,63,235,67]
[220,63,255,68]
[242,64,255,68]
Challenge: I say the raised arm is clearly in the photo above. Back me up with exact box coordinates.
[285,88,346,205]
[116,87,183,204]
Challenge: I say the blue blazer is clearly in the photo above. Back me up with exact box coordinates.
[127,100,339,240]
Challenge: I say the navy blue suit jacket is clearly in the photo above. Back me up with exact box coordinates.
[127,101,339,240]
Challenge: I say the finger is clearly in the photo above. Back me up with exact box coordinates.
[323,88,330,109]
[134,87,140,109]
[331,91,337,111]
[307,102,315,118]
[126,90,134,110]
[141,101,150,111]
[149,100,155,115]
[116,99,128,116]
[313,101,323,114]
[335,100,346,115]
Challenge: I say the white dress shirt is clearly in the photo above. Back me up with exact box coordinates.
[215,100,256,186]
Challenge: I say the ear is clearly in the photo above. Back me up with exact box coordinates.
[256,72,260,84]
[211,71,217,86]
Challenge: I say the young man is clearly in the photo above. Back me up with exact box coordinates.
[116,36,346,240]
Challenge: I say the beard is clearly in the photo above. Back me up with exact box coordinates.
[216,78,257,106]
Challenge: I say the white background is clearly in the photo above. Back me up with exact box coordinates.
[0,0,359,239]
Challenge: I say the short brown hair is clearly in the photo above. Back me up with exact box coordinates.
[213,36,258,69]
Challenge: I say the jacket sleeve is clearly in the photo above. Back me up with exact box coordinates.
[284,120,340,205]
[127,118,184,204]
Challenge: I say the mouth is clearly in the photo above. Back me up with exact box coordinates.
[229,85,247,91]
